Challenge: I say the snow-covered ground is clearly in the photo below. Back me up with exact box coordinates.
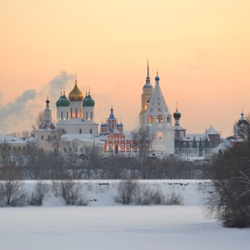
[24,179,210,206]
[0,206,249,250]
[1,180,249,249]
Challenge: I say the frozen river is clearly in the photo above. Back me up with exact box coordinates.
[0,206,249,250]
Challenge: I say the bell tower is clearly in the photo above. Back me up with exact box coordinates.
[139,60,153,129]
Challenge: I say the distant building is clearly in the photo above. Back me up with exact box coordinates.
[139,61,221,159]
[34,76,101,154]
[97,107,133,156]
[34,98,57,151]
[56,77,98,137]
[0,135,27,167]
[0,135,26,152]
[219,111,250,152]
[139,62,175,156]
[234,111,249,139]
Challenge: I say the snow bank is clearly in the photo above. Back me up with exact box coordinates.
[19,179,211,207]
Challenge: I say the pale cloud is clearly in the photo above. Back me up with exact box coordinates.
[0,71,74,134]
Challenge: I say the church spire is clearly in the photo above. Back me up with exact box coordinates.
[145,59,151,85]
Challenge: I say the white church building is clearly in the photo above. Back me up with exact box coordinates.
[139,62,175,156]
[34,77,102,153]
[56,78,98,137]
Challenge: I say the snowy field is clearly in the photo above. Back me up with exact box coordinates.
[0,206,249,250]
[0,180,249,249]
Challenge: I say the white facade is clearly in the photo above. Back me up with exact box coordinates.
[143,73,175,155]
[34,98,58,151]
[57,119,98,137]
[56,80,98,137]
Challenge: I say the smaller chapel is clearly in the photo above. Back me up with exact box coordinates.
[97,108,132,155]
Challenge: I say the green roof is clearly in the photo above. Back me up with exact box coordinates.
[83,94,95,107]
[56,94,70,107]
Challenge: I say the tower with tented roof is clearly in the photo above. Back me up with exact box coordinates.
[143,72,175,155]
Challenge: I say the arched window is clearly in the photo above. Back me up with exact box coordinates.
[109,144,113,151]
[121,144,124,151]
[148,115,153,123]
[127,144,131,151]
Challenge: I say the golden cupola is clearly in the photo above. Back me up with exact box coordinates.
[68,79,84,102]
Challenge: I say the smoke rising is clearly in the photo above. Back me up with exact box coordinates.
[0,71,74,135]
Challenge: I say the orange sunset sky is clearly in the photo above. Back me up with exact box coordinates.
[0,0,250,137]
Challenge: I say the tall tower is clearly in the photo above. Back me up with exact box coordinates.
[144,73,175,155]
[44,98,52,121]
[139,60,153,129]
[173,107,186,140]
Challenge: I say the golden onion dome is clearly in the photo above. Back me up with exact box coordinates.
[68,80,84,102]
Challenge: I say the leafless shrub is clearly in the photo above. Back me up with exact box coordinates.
[0,181,27,206]
[53,179,88,206]
[0,167,27,206]
[136,185,166,205]
[166,191,183,205]
[204,140,250,228]
[150,188,166,205]
[30,182,50,206]
[116,179,139,204]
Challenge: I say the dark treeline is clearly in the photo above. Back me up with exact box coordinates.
[0,141,205,180]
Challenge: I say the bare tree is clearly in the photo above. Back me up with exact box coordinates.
[63,140,79,169]
[0,166,27,206]
[48,127,65,156]
[82,146,103,179]
[116,179,139,204]
[31,111,44,131]
[53,179,88,205]
[21,130,31,140]
[25,141,65,179]
[0,141,12,167]
[131,128,154,163]
[30,181,50,206]
[204,122,250,228]
[131,128,155,179]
